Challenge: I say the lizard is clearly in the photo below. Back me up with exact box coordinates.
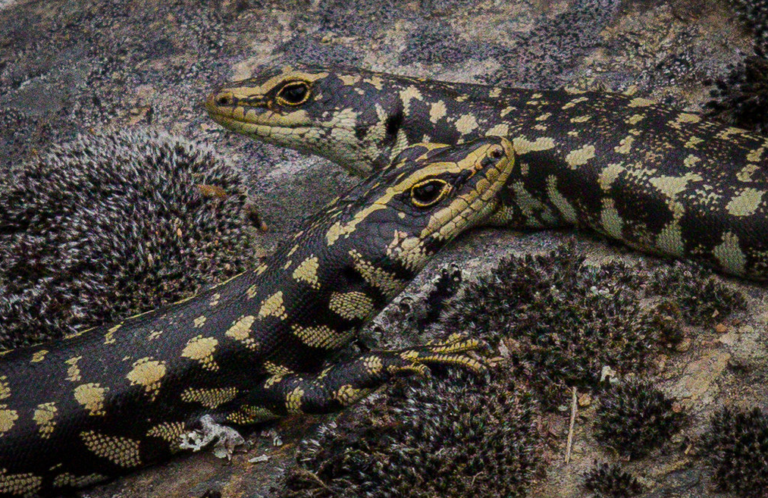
[0,136,514,497]
[205,65,768,280]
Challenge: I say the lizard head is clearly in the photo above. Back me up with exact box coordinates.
[206,65,429,176]
[308,136,515,288]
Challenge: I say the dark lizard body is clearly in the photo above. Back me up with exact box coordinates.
[206,66,768,279]
[0,138,513,497]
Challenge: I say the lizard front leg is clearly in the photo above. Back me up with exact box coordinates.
[228,337,487,423]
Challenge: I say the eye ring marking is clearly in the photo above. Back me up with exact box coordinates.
[276,81,311,106]
[410,179,451,208]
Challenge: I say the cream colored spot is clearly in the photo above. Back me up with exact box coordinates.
[148,330,163,341]
[726,188,765,217]
[349,250,405,299]
[180,387,238,409]
[30,350,48,363]
[147,421,187,449]
[716,127,747,140]
[713,232,747,275]
[747,146,765,163]
[259,291,287,320]
[536,112,552,121]
[363,356,384,375]
[454,113,479,135]
[292,256,320,289]
[598,163,625,192]
[283,259,293,270]
[570,115,591,123]
[291,324,352,349]
[126,358,167,401]
[400,86,423,114]
[673,113,701,127]
[429,101,447,123]
[649,173,703,199]
[683,154,701,167]
[386,229,426,271]
[511,183,549,227]
[0,406,18,434]
[208,293,221,308]
[329,291,375,320]
[737,163,760,182]
[255,263,268,275]
[263,361,293,376]
[500,106,515,117]
[656,223,685,257]
[65,356,82,382]
[562,96,589,109]
[104,323,121,345]
[0,469,42,496]
[226,405,278,425]
[74,384,109,416]
[489,87,502,98]
[181,335,219,371]
[546,176,578,224]
[600,199,624,239]
[628,97,655,107]
[627,114,645,125]
[286,387,305,413]
[614,136,634,154]
[334,385,369,406]
[486,123,509,137]
[684,136,703,149]
[193,316,206,328]
[246,284,259,299]
[512,136,556,155]
[80,431,141,468]
[33,403,57,438]
[0,377,9,400]
[565,144,596,168]
[52,473,106,489]
[339,74,361,86]
[225,315,256,347]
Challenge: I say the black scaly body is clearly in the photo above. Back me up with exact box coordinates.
[207,66,768,279]
[0,138,514,497]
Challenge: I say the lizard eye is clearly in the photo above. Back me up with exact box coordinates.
[276,81,311,106]
[410,179,451,208]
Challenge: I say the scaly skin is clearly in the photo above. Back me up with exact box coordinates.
[206,65,768,279]
[0,138,514,497]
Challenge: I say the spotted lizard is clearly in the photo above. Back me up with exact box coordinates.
[0,137,514,497]
[206,65,768,279]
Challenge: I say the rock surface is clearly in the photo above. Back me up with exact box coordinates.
[1,0,766,497]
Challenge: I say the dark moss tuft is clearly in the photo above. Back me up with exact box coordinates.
[583,462,645,498]
[281,371,544,498]
[435,245,745,409]
[730,0,768,42]
[0,129,257,349]
[594,380,686,459]
[645,262,746,326]
[705,1,768,131]
[705,47,768,133]
[701,406,768,496]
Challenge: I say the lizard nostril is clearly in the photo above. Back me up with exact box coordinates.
[216,94,231,106]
